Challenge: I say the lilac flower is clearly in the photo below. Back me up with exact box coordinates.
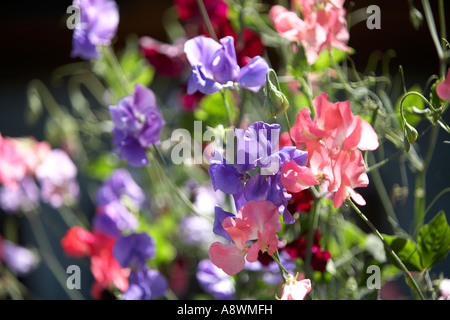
[208,151,244,195]
[0,175,39,213]
[109,84,165,167]
[113,233,155,269]
[71,0,119,60]
[122,266,168,300]
[96,168,145,207]
[93,200,139,238]
[196,259,235,300]
[1,240,39,276]
[184,36,269,95]
[35,149,79,208]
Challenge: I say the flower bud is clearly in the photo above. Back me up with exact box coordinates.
[263,71,289,119]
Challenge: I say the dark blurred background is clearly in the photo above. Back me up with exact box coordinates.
[0,0,449,299]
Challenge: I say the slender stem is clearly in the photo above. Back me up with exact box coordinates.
[101,46,131,97]
[438,0,447,75]
[421,0,445,76]
[304,197,320,280]
[271,250,290,282]
[424,187,450,217]
[148,147,213,223]
[283,111,296,146]
[26,211,84,300]
[220,89,233,127]
[347,199,426,300]
[196,0,218,42]
[414,125,439,236]
[366,149,403,173]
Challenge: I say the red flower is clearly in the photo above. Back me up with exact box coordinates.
[287,189,314,215]
[283,229,331,273]
[61,226,95,258]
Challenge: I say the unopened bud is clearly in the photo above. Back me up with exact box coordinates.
[264,71,289,119]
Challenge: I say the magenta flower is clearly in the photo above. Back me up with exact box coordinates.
[437,68,450,101]
[109,84,165,167]
[184,36,269,94]
[209,200,282,275]
[71,0,119,60]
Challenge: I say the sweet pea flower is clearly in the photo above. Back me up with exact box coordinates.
[70,0,119,60]
[35,149,79,208]
[279,276,311,300]
[269,1,349,65]
[184,36,269,95]
[0,175,40,213]
[287,93,378,208]
[436,69,450,101]
[109,83,165,167]
[0,134,28,188]
[1,239,39,276]
[61,226,96,258]
[209,200,282,275]
[438,278,450,300]
[196,259,235,299]
[113,233,156,270]
[122,267,168,300]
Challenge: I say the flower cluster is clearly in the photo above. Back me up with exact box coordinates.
[269,0,349,65]
[285,93,379,208]
[0,135,79,212]
[61,169,167,299]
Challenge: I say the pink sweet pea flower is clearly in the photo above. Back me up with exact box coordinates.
[331,149,369,208]
[281,160,319,193]
[269,5,305,42]
[209,200,282,275]
[279,276,311,300]
[437,69,450,101]
[0,135,27,188]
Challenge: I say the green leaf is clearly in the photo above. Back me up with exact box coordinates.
[382,234,423,272]
[395,86,424,127]
[311,48,353,72]
[194,90,236,128]
[86,153,119,180]
[418,211,450,269]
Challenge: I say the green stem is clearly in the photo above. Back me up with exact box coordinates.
[424,186,450,217]
[220,89,233,127]
[148,147,213,223]
[347,199,426,300]
[26,211,84,300]
[196,0,218,42]
[421,0,446,76]
[101,45,131,97]
[414,125,439,236]
[304,196,320,280]
[271,250,290,282]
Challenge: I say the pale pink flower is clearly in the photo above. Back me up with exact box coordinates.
[279,276,311,300]
[209,200,282,275]
[438,278,450,300]
[0,134,27,188]
[270,0,349,65]
[437,69,450,101]
[281,160,319,193]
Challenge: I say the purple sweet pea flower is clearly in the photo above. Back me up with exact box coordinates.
[184,35,269,94]
[94,200,139,238]
[235,121,280,172]
[1,240,39,276]
[208,151,244,195]
[113,233,155,269]
[212,206,234,242]
[0,175,40,213]
[35,149,79,208]
[96,168,145,207]
[109,84,165,167]
[122,266,168,300]
[196,259,235,300]
[71,0,119,60]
